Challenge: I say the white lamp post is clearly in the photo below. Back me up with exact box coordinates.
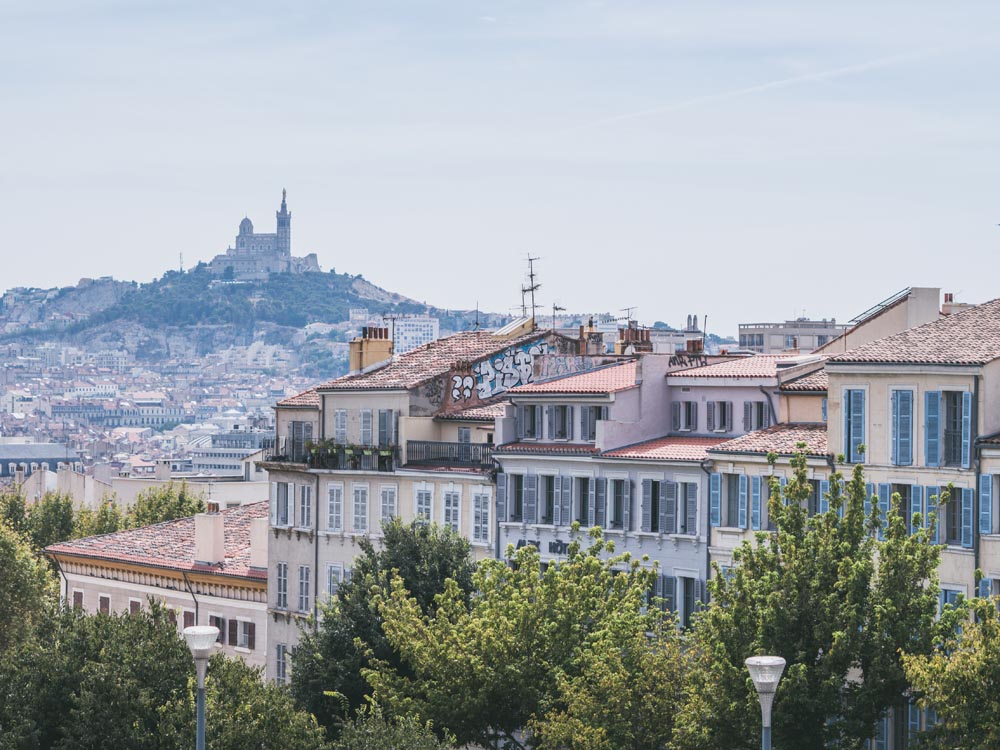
[746,655,786,750]
[183,625,218,750]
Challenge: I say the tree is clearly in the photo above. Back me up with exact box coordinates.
[158,654,327,750]
[673,450,952,750]
[903,594,997,748]
[366,529,670,750]
[0,487,28,533]
[0,521,56,654]
[25,492,75,550]
[291,519,475,733]
[126,481,204,528]
[333,705,454,750]
[73,496,125,538]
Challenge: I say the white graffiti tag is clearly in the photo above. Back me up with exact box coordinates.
[472,342,548,399]
[451,375,475,401]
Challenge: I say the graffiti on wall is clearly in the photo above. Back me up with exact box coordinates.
[458,340,548,402]
[451,375,475,401]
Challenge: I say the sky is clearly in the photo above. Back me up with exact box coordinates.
[2,1,1000,335]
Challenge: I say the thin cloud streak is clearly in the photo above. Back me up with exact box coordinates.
[570,50,937,132]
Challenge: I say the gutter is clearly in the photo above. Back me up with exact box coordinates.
[758,385,778,426]
[52,556,69,604]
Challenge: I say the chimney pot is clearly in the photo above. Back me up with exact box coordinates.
[194,512,226,566]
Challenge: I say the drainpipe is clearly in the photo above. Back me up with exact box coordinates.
[313,473,321,630]
[53,557,69,604]
[759,385,778,426]
[183,571,199,624]
[700,458,713,588]
[973,374,982,591]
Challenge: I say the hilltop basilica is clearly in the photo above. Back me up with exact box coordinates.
[209,190,320,281]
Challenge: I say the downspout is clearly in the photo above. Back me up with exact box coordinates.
[759,385,778,426]
[700,458,713,588]
[53,556,69,604]
[973,374,982,590]
[183,570,199,624]
[313,473,321,630]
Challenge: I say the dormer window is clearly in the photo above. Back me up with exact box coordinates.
[517,405,542,439]
[582,406,608,442]
[548,405,573,440]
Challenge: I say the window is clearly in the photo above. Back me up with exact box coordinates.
[817,334,829,347]
[575,477,591,523]
[510,475,525,522]
[444,490,460,533]
[806,479,821,516]
[209,615,225,643]
[99,595,110,614]
[893,484,912,529]
[519,405,542,439]
[237,621,256,650]
[549,405,573,440]
[890,389,914,466]
[540,476,556,523]
[609,479,629,530]
[72,590,83,608]
[678,482,697,535]
[945,493,961,546]
[844,389,866,463]
[457,427,471,443]
[473,491,491,543]
[275,482,290,526]
[377,409,395,447]
[183,610,195,629]
[943,391,965,467]
[649,480,662,532]
[681,577,698,629]
[415,487,433,523]
[276,562,288,609]
[298,565,311,612]
[707,401,733,432]
[298,485,312,529]
[275,644,288,684]
[360,409,373,446]
[725,474,740,526]
[352,485,369,533]
[582,405,607,441]
[327,564,343,597]
[334,409,347,443]
[784,335,798,350]
[672,401,698,432]
[743,400,770,431]
[821,398,828,423]
[327,485,343,531]
[380,485,397,523]
[129,599,141,615]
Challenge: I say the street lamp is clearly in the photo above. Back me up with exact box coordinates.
[746,655,786,750]
[183,625,218,750]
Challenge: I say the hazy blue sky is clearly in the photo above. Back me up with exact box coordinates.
[3,1,999,334]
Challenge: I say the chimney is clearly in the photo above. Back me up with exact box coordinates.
[194,510,225,566]
[155,459,171,481]
[349,326,393,373]
[249,516,268,570]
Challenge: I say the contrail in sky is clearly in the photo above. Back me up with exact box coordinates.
[571,50,934,131]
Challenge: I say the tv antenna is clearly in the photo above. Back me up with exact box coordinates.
[179,253,184,273]
[521,254,541,322]
[620,306,637,323]
[551,303,565,331]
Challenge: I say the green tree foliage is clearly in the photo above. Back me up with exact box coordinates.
[366,529,672,750]
[0,522,56,654]
[0,488,28,533]
[126,481,204,528]
[73,496,126,538]
[333,705,454,750]
[291,519,475,732]
[673,450,952,750]
[903,594,998,749]
[24,491,75,549]
[158,654,328,750]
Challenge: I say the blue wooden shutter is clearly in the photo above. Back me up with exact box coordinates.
[738,475,749,529]
[907,701,920,738]
[979,577,993,599]
[622,480,631,531]
[640,479,652,532]
[663,575,676,613]
[524,474,538,525]
[846,389,865,463]
[877,483,890,540]
[658,482,669,534]
[671,402,681,432]
[560,476,572,525]
[864,482,874,530]
[553,476,563,526]
[566,406,574,440]
[685,483,698,535]
[594,478,606,527]
[821,398,828,423]
[925,391,941,467]
[707,402,715,431]
[899,390,913,465]
[546,406,555,440]
[664,482,677,534]
[926,486,939,543]
[891,390,899,465]
[709,473,721,527]
[819,479,830,514]
[587,479,596,526]
[743,401,752,432]
[911,485,923,536]
[496,473,507,524]
[581,407,591,441]
[981,474,993,536]
[962,391,972,469]
[751,476,762,530]
[962,487,974,548]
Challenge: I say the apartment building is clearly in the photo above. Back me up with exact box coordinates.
[259,323,595,682]
[45,502,269,669]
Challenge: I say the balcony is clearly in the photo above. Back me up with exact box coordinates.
[264,438,399,472]
[406,440,494,469]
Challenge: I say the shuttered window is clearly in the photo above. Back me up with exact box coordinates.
[334,409,347,443]
[276,562,288,609]
[298,485,312,529]
[844,389,866,463]
[380,485,397,523]
[890,389,913,466]
[360,409,373,446]
[298,565,311,612]
[444,490,461,533]
[416,486,433,523]
[473,492,490,543]
[981,475,994,536]
[352,486,368,533]
[327,485,343,531]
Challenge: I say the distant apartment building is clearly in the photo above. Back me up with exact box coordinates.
[0,443,81,480]
[391,315,440,354]
[46,503,269,669]
[190,430,273,476]
[738,318,847,353]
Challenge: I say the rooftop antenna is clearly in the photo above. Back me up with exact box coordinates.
[551,303,565,331]
[179,253,184,273]
[522,254,541,322]
[620,306,637,324]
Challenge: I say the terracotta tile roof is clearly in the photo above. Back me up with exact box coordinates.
[667,355,804,379]
[708,423,829,457]
[509,360,638,394]
[601,436,727,461]
[278,388,320,408]
[317,331,546,391]
[45,502,268,580]
[829,298,1000,366]
[780,370,828,392]
[436,399,508,422]
[979,432,1000,446]
[494,442,600,456]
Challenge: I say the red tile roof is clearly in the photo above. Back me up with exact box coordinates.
[708,423,829,457]
[780,370,828,392]
[317,331,547,391]
[601,436,727,461]
[829,298,1000,366]
[436,400,508,422]
[494,442,600,456]
[45,502,268,580]
[509,360,638,394]
[667,354,804,379]
[278,388,320,408]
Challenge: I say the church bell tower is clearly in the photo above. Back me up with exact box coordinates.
[276,188,291,257]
